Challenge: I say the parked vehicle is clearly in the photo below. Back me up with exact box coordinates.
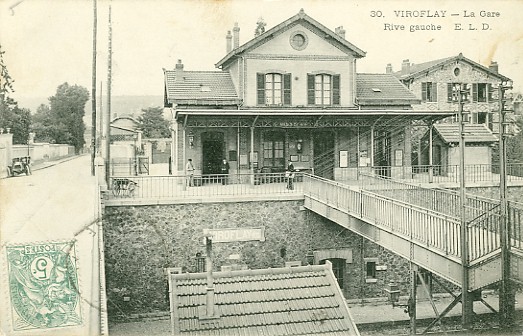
[7,157,31,177]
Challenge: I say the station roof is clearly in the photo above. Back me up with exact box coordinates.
[356,73,420,105]
[434,123,498,143]
[164,69,240,106]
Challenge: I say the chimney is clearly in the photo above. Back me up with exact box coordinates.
[489,61,499,74]
[233,22,240,49]
[226,30,232,53]
[386,63,393,74]
[401,59,411,75]
[335,26,346,39]
[175,59,184,81]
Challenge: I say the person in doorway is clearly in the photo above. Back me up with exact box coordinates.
[186,158,195,187]
[286,160,295,190]
[220,158,230,185]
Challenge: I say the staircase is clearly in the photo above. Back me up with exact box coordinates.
[302,174,523,291]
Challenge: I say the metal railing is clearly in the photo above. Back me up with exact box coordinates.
[357,173,500,221]
[344,163,523,184]
[303,175,462,258]
[509,201,523,250]
[108,172,303,199]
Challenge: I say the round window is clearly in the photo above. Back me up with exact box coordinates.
[290,31,308,50]
[453,67,461,77]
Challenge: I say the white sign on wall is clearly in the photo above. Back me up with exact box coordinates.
[203,227,265,243]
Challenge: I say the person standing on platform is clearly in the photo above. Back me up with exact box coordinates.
[186,158,195,187]
[220,158,230,185]
[286,160,295,190]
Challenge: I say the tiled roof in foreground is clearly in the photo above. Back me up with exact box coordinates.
[169,263,360,336]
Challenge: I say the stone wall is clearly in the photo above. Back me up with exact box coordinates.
[103,200,412,318]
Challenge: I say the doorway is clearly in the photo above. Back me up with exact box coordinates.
[313,130,335,179]
[202,132,225,175]
[374,130,391,177]
[432,144,442,176]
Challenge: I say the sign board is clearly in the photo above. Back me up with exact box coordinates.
[339,150,348,168]
[395,149,403,166]
[203,227,265,243]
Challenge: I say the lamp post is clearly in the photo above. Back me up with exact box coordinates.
[384,282,413,316]
[498,79,514,326]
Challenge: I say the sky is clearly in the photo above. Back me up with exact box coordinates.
[1,0,523,107]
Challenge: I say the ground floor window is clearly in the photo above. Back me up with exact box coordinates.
[320,258,345,289]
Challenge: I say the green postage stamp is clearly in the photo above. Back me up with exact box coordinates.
[6,241,82,331]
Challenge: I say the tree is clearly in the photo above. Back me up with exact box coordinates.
[137,107,170,138]
[0,44,32,144]
[507,116,523,164]
[47,83,90,153]
[32,104,54,143]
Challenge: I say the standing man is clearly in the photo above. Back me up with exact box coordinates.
[220,158,230,185]
[186,158,195,187]
[286,160,295,190]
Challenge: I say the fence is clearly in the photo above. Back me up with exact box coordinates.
[108,171,303,199]
[303,175,463,258]
[111,157,149,176]
[340,163,523,184]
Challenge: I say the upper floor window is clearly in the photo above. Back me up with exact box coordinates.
[421,82,437,102]
[307,73,340,106]
[448,83,493,103]
[472,83,493,103]
[257,72,291,106]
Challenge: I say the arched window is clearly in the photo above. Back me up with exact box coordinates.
[257,72,292,106]
[265,73,282,105]
[307,73,340,106]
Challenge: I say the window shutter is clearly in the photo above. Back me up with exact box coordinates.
[447,83,454,102]
[432,83,438,102]
[472,83,478,102]
[307,74,315,105]
[333,74,340,105]
[283,73,291,105]
[421,83,428,101]
[257,73,265,105]
[487,83,493,102]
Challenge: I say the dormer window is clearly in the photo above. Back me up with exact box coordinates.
[257,72,292,106]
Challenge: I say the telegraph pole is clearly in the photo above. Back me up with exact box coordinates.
[91,0,97,175]
[457,83,472,328]
[105,3,112,186]
[499,80,514,326]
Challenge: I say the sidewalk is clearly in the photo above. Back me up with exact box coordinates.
[31,154,85,171]
[348,291,523,326]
